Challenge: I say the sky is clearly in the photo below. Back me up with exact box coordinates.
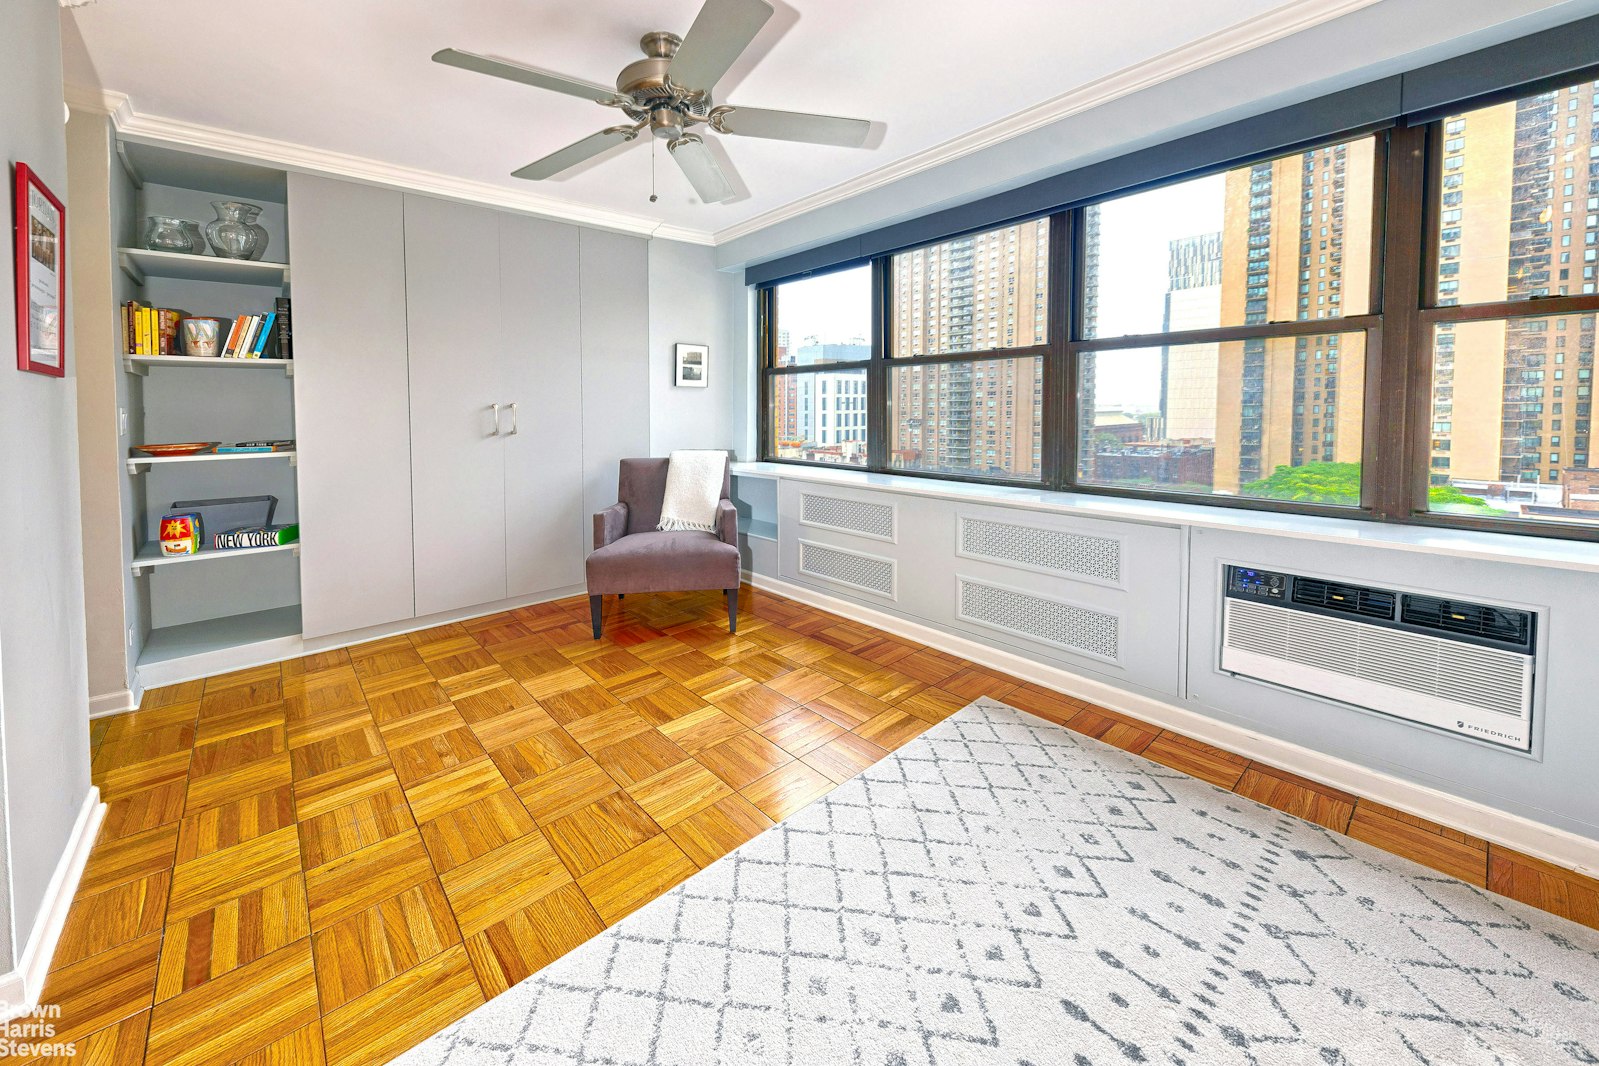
[773,173,1227,409]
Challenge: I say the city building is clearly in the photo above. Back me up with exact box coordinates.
[1162,232,1223,440]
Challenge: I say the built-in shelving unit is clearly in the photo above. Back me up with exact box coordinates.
[117,246,290,287]
[124,354,293,376]
[108,140,303,687]
[127,450,296,474]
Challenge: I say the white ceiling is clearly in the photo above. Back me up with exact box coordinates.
[60,0,1346,241]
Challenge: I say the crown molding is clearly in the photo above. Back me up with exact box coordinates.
[707,0,1383,247]
[63,86,714,245]
[63,0,1376,251]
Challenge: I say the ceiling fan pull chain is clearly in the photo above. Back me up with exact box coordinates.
[650,138,658,203]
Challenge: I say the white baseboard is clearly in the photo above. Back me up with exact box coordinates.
[0,789,105,1019]
[88,688,139,719]
[747,571,1599,879]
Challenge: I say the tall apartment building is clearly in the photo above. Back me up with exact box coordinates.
[1162,232,1223,440]
[1430,83,1598,490]
[888,220,1048,476]
[1213,140,1373,493]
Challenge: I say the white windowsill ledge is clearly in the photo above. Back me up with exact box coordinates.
[730,461,1599,575]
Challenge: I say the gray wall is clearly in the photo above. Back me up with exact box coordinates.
[0,0,94,969]
[648,240,748,457]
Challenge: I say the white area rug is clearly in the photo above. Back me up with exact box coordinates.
[396,699,1599,1065]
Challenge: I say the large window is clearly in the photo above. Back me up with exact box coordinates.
[754,70,1599,541]
[764,266,872,466]
[1423,80,1599,530]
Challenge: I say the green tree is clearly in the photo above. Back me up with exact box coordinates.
[1240,462,1502,512]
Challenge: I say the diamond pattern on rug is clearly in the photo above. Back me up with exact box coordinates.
[394,699,1599,1065]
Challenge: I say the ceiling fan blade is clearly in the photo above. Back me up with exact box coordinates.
[513,127,638,181]
[714,105,871,148]
[669,0,773,92]
[668,135,735,203]
[433,48,616,104]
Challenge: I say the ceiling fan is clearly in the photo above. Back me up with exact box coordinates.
[433,0,874,204]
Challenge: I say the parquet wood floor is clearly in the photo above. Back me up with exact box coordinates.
[46,583,1599,1064]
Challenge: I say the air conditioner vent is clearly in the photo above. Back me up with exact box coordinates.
[1292,577,1395,620]
[1401,595,1533,649]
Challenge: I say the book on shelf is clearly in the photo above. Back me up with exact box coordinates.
[213,523,299,551]
[274,297,292,359]
[121,302,189,356]
[220,312,282,359]
[216,439,295,454]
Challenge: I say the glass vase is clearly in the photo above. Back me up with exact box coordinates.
[203,201,269,260]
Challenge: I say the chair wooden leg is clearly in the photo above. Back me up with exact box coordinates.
[726,587,738,635]
[589,594,603,639]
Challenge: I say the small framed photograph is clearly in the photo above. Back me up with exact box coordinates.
[675,343,708,388]
[14,163,66,377]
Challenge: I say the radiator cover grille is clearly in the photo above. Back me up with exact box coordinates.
[1222,598,1533,750]
[798,541,895,598]
[800,493,895,541]
[957,578,1119,662]
[959,516,1121,584]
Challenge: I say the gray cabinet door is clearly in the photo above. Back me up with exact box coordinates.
[500,214,584,597]
[405,195,509,616]
[579,230,651,522]
[289,174,415,638]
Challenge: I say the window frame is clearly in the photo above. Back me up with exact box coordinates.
[752,80,1599,543]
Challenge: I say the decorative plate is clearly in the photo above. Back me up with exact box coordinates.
[133,442,220,457]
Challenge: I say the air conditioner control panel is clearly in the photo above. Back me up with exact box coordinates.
[1225,566,1287,601]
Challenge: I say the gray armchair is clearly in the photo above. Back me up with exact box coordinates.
[587,457,740,639]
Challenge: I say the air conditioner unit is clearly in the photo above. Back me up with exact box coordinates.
[1219,565,1537,751]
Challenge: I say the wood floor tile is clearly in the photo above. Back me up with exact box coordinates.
[696,731,794,790]
[1003,683,1083,725]
[299,785,416,870]
[437,831,574,936]
[1235,766,1356,832]
[855,708,933,751]
[1066,707,1158,753]
[627,760,734,828]
[1347,805,1489,886]
[289,722,385,782]
[292,759,402,822]
[666,795,775,868]
[713,683,799,728]
[96,749,191,800]
[53,870,170,969]
[321,944,483,1066]
[139,680,206,711]
[193,703,286,747]
[312,878,461,1011]
[763,666,843,705]
[657,705,746,754]
[167,825,302,923]
[809,687,891,729]
[564,705,654,753]
[38,931,162,1045]
[55,1008,150,1064]
[1141,732,1249,789]
[229,1020,325,1066]
[893,647,964,686]
[101,780,187,841]
[1356,799,1486,848]
[489,726,587,788]
[185,752,292,814]
[755,706,846,758]
[389,725,487,788]
[464,882,605,997]
[577,835,697,926]
[466,699,559,751]
[899,687,968,723]
[513,757,620,825]
[624,681,710,726]
[402,757,510,824]
[590,729,692,787]
[145,939,318,1066]
[364,680,451,727]
[305,829,435,930]
[189,726,287,780]
[851,668,926,704]
[80,822,179,895]
[741,761,834,822]
[156,874,310,1001]
[372,704,467,750]
[418,789,537,874]
[802,732,891,784]
[93,722,197,774]
[542,792,662,877]
[520,667,606,704]
[198,678,283,718]
[1488,847,1599,930]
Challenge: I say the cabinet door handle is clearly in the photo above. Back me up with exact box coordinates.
[507,402,519,436]
[490,403,501,436]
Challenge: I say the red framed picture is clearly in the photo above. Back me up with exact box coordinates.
[14,163,66,377]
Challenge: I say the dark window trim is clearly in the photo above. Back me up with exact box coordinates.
[754,58,1599,544]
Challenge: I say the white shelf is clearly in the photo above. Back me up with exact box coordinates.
[741,519,778,542]
[118,247,289,287]
[127,450,296,474]
[139,605,302,670]
[132,541,298,575]
[124,354,293,377]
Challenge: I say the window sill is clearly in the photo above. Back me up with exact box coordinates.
[731,461,1599,575]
